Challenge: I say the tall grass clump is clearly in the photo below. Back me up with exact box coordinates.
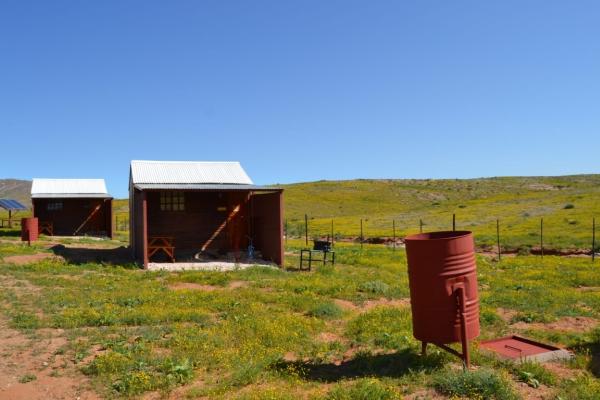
[433,368,518,400]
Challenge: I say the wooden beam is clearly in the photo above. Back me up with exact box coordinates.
[142,191,148,268]
[73,202,103,236]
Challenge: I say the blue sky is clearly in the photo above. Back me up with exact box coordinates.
[1,1,599,197]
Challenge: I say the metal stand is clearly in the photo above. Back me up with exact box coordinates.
[421,285,471,369]
[299,249,335,271]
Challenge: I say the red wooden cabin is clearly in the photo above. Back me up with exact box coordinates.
[31,179,113,238]
[129,160,284,268]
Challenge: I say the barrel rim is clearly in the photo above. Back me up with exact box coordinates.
[405,230,472,242]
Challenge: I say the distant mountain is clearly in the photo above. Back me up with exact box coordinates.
[0,179,32,207]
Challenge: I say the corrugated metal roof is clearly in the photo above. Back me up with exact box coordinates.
[133,183,280,191]
[31,179,109,198]
[130,160,253,185]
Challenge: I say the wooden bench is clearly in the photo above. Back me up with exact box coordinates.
[39,221,53,236]
[148,236,176,262]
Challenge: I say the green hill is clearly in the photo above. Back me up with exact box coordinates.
[0,179,31,206]
[281,175,600,251]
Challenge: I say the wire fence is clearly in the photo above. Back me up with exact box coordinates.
[285,214,598,261]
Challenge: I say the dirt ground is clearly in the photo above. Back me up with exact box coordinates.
[0,315,99,400]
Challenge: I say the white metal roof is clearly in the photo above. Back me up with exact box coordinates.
[31,179,110,198]
[130,160,253,185]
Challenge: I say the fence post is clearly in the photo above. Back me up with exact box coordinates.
[305,214,308,247]
[540,218,544,259]
[453,213,456,231]
[497,219,501,261]
[331,219,334,248]
[393,219,396,252]
[360,218,364,250]
[420,219,423,233]
[285,219,288,245]
[593,217,596,262]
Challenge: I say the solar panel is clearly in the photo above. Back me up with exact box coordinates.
[0,199,28,211]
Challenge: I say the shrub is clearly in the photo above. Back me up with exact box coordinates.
[308,302,343,319]
[433,368,518,400]
[18,373,37,383]
[563,204,575,209]
[510,312,553,324]
[512,360,556,387]
[358,280,389,295]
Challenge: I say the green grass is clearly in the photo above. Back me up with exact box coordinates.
[2,236,600,398]
[281,175,600,251]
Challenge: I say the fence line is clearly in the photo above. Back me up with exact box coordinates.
[286,213,598,261]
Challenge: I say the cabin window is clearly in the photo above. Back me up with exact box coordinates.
[160,192,185,211]
[47,201,63,211]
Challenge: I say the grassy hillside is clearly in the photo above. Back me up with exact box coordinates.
[0,179,31,206]
[282,175,600,251]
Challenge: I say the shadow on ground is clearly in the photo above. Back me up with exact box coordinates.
[571,328,600,378]
[50,244,134,265]
[271,349,445,382]
[0,229,20,237]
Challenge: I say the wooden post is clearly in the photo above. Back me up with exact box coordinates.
[331,219,334,248]
[360,218,363,250]
[393,219,396,252]
[8,210,12,228]
[496,219,501,261]
[142,191,149,268]
[453,213,456,231]
[304,214,308,247]
[593,217,596,262]
[420,219,423,233]
[540,218,544,259]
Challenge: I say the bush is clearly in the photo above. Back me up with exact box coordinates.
[18,373,37,383]
[433,368,518,400]
[308,302,343,319]
[512,360,556,388]
[563,204,575,209]
[358,280,389,295]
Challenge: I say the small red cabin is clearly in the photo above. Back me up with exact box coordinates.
[31,179,113,238]
[129,160,284,268]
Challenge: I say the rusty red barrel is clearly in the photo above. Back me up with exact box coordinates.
[21,217,39,242]
[404,231,479,345]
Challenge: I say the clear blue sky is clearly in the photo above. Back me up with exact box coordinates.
[1,1,599,197]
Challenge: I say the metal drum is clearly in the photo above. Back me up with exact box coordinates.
[21,217,39,242]
[404,231,479,365]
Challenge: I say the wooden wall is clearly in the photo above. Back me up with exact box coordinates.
[252,191,284,265]
[131,189,283,266]
[33,198,112,237]
[146,191,250,254]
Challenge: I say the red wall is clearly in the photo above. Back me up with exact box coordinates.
[130,189,283,266]
[32,198,112,238]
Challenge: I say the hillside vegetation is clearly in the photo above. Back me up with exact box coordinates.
[282,175,600,251]
[0,179,31,206]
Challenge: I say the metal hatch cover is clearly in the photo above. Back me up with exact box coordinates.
[480,335,572,363]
